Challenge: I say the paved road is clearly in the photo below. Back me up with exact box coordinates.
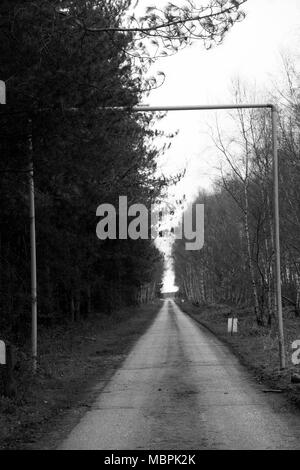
[59,300,300,449]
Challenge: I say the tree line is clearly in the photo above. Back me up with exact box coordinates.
[173,73,300,327]
[0,0,165,341]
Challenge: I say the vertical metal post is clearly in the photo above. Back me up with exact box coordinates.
[272,106,285,369]
[28,119,38,373]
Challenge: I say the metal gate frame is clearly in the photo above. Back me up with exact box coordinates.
[129,103,285,369]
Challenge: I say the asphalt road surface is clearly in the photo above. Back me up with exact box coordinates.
[59,300,300,450]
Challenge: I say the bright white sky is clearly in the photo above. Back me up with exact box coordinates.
[133,0,300,292]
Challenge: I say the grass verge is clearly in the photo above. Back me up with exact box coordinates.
[178,301,300,408]
[0,301,162,450]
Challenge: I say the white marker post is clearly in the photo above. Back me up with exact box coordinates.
[292,340,300,366]
[0,80,6,104]
[228,318,238,335]
[0,340,6,365]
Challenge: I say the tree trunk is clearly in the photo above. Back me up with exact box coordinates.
[244,184,263,325]
[70,294,75,322]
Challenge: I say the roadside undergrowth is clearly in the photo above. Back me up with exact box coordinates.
[178,301,300,408]
[0,301,162,449]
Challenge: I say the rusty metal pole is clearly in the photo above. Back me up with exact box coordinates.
[28,119,38,373]
[272,106,285,369]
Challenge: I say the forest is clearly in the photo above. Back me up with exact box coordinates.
[0,0,247,343]
[0,0,167,341]
[2,0,300,452]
